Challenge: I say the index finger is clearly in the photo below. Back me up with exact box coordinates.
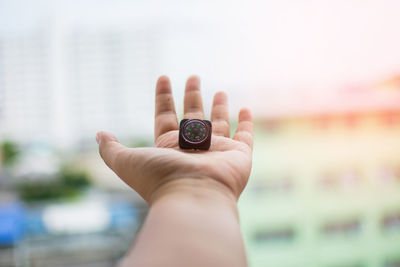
[154,76,179,142]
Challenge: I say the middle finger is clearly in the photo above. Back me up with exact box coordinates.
[184,75,204,119]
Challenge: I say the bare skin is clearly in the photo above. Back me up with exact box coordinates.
[96,75,253,267]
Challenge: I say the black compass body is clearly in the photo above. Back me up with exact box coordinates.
[179,119,212,150]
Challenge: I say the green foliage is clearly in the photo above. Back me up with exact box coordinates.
[17,169,91,202]
[61,168,91,188]
[17,179,77,202]
[1,140,20,166]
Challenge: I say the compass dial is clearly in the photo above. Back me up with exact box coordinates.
[182,119,209,144]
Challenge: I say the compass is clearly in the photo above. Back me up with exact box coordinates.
[179,119,212,150]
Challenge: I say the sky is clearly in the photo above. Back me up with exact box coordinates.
[1,0,400,117]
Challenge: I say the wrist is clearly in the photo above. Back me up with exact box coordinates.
[126,177,246,267]
[148,177,239,217]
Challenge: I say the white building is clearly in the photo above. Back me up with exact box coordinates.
[2,0,400,150]
[0,22,164,148]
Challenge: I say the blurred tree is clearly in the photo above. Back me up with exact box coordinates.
[1,140,20,167]
[60,168,91,188]
[17,179,66,201]
[17,169,91,202]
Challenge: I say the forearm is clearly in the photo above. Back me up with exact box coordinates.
[97,76,253,266]
[120,179,247,267]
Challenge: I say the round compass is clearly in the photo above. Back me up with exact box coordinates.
[182,119,209,144]
[179,119,212,150]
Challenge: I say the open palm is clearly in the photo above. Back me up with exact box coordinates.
[97,76,253,204]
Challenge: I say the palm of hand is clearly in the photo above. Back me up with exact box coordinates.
[97,76,253,204]
[155,130,252,195]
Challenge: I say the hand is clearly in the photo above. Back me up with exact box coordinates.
[96,76,253,205]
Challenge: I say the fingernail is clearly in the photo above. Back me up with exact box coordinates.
[96,133,101,144]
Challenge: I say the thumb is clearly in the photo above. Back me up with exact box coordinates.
[96,131,128,172]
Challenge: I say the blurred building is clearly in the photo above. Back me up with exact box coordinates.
[0,25,161,148]
[239,81,400,267]
[0,31,52,143]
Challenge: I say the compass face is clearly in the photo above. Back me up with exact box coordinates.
[182,119,209,144]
